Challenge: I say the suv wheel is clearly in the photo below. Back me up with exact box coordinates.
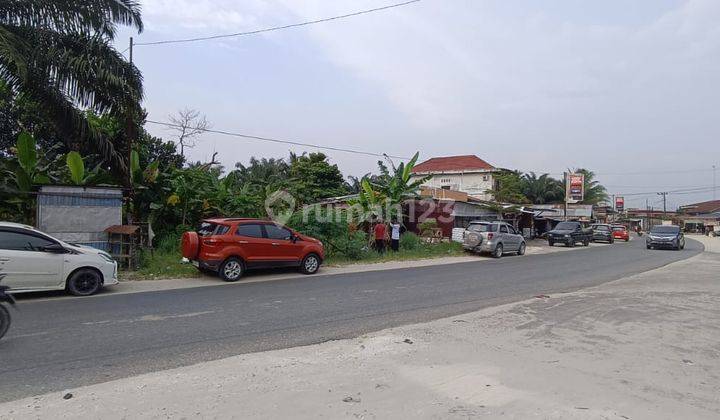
[0,305,11,340]
[493,243,503,258]
[300,253,321,275]
[219,258,244,282]
[67,269,102,296]
[518,242,526,256]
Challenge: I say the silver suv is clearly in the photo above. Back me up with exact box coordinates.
[463,221,526,258]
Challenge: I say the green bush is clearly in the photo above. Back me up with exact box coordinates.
[399,232,421,250]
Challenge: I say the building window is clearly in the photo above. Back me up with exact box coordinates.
[441,186,451,190]
[440,178,452,184]
[482,175,489,182]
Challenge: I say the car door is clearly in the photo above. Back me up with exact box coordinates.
[234,223,271,264]
[506,225,521,251]
[263,224,303,263]
[498,224,511,249]
[0,228,64,290]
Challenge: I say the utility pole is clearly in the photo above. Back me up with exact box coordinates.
[714,165,717,200]
[129,37,134,64]
[657,192,668,217]
[645,198,649,231]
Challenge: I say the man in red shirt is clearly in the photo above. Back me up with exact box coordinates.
[374,220,387,253]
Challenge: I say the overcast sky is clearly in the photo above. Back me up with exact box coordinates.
[119,0,720,210]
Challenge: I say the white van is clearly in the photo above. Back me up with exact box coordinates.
[0,222,118,296]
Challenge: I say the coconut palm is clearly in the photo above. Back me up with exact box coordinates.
[521,172,564,204]
[0,1,144,176]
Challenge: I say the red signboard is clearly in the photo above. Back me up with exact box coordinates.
[615,196,625,212]
[565,173,585,203]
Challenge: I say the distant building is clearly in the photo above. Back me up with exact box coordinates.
[410,155,497,201]
[678,199,720,233]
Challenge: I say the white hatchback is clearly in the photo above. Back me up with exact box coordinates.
[0,222,118,296]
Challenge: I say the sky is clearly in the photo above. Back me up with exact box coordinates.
[118,0,720,210]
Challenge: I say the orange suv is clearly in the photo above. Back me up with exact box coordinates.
[181,218,324,282]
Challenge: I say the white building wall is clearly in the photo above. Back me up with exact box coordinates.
[411,171,495,200]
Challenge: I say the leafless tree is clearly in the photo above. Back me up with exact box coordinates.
[167,108,211,157]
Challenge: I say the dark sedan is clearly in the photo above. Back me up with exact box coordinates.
[646,225,685,250]
[591,224,614,243]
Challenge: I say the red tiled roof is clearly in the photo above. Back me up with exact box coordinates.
[411,155,495,173]
[680,199,720,214]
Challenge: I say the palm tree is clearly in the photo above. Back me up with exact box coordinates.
[522,172,564,204]
[569,168,608,205]
[0,1,144,177]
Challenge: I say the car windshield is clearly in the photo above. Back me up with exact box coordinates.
[468,223,497,232]
[651,226,679,234]
[555,222,578,230]
[612,226,626,231]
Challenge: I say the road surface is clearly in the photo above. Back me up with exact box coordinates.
[0,238,703,402]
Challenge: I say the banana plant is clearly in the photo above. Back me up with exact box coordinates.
[7,132,53,191]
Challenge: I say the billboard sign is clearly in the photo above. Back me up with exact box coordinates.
[615,196,625,212]
[565,173,584,203]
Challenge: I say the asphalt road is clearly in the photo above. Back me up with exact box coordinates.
[0,238,703,402]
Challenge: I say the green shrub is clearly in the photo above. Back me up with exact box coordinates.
[399,232,421,250]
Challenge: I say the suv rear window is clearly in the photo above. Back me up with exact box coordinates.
[197,222,229,237]
[595,225,610,231]
[468,224,497,232]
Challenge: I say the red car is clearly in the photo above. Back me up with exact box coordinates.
[611,225,630,242]
[181,218,324,282]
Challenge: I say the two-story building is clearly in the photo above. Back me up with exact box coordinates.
[410,155,497,200]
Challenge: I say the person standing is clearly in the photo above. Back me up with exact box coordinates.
[374,219,387,254]
[390,217,401,252]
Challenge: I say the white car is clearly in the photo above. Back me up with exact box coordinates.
[0,222,118,296]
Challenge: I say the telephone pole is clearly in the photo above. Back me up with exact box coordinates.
[714,165,717,200]
[129,37,134,64]
[657,192,668,218]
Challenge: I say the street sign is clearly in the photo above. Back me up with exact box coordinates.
[615,196,625,212]
[565,173,584,203]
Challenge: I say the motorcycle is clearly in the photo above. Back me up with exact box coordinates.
[0,278,16,340]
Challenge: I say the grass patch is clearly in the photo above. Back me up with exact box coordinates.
[121,250,198,281]
[325,240,465,266]
[123,238,465,281]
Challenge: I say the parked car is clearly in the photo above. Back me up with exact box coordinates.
[547,221,592,247]
[591,224,614,243]
[646,225,685,250]
[611,225,630,242]
[0,222,118,296]
[462,221,526,258]
[181,218,325,281]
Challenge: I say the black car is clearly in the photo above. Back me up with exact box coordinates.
[548,221,593,247]
[646,225,685,250]
[591,224,614,243]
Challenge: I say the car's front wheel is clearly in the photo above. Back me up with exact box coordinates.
[517,242,526,256]
[300,253,321,275]
[67,269,102,296]
[0,304,11,340]
[219,258,244,282]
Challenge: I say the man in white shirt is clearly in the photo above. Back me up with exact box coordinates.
[390,217,402,251]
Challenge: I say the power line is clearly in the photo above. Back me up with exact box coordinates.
[134,0,421,47]
[145,120,410,160]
